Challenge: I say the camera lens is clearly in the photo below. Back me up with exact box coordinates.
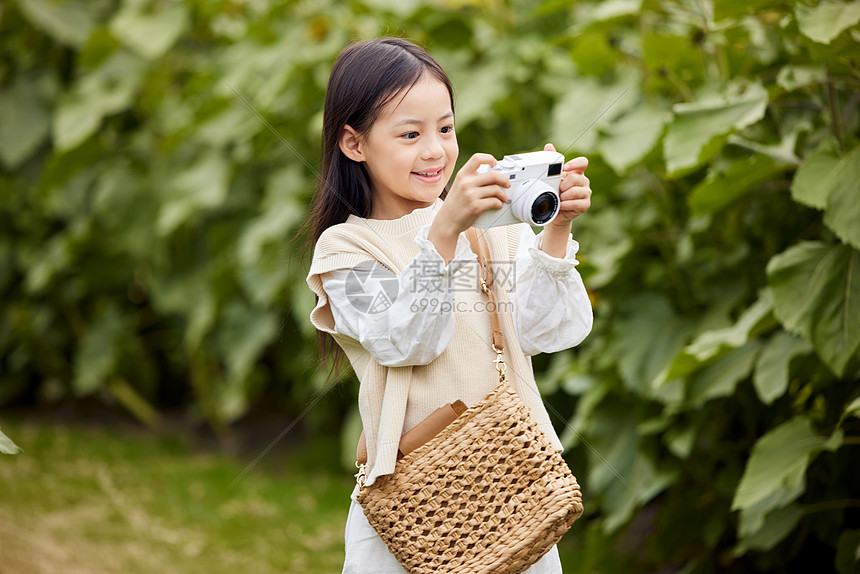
[531,192,559,224]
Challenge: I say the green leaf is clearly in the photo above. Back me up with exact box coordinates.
[687,292,772,360]
[737,482,805,542]
[572,0,642,28]
[791,139,841,209]
[840,396,860,424]
[735,504,804,555]
[551,75,636,154]
[689,155,787,216]
[157,151,231,235]
[822,147,860,250]
[713,0,793,21]
[664,424,696,459]
[16,0,97,47]
[753,331,812,405]
[642,33,705,85]
[195,106,262,148]
[447,57,509,128]
[0,428,22,455]
[584,401,677,532]
[361,0,422,17]
[835,529,860,574]
[790,142,860,248]
[110,3,189,60]
[571,31,618,76]
[561,378,610,449]
[732,417,833,511]
[53,50,146,152]
[216,301,278,385]
[145,265,216,349]
[73,304,126,396]
[237,167,306,268]
[22,232,73,293]
[664,81,768,175]
[92,161,158,258]
[661,292,772,384]
[685,340,763,408]
[777,64,827,91]
[614,294,695,397]
[0,75,52,169]
[796,1,860,45]
[597,103,670,174]
[602,452,676,533]
[574,207,633,288]
[767,241,860,377]
[727,130,801,165]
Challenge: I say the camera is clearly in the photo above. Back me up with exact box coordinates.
[473,150,564,228]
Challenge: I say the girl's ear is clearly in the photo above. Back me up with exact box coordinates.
[338,125,364,163]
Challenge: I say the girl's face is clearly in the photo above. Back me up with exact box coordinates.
[342,75,458,219]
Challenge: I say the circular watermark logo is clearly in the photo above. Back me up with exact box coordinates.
[344,261,399,315]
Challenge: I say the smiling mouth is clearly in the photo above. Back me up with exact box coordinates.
[413,168,444,177]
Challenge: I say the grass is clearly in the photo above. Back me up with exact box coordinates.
[0,413,591,573]
[0,414,354,574]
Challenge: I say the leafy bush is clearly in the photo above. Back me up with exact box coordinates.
[1,0,858,571]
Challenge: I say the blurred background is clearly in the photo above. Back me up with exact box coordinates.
[1,0,859,572]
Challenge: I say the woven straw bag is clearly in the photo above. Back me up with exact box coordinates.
[354,228,583,573]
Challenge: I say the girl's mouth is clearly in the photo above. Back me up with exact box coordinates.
[412,168,444,183]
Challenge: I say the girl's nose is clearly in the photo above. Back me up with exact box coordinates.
[420,136,444,160]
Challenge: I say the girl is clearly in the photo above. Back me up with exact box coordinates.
[306,37,593,573]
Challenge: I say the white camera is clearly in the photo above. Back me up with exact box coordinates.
[473,150,564,228]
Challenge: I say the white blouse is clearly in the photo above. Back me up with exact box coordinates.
[320,223,593,366]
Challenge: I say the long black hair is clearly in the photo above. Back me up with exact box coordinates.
[310,37,454,245]
[305,37,454,369]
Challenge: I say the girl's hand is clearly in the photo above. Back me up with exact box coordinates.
[543,143,591,229]
[429,153,511,262]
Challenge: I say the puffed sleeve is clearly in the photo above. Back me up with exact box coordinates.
[512,224,593,356]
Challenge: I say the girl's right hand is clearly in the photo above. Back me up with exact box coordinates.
[437,153,511,232]
[428,153,511,263]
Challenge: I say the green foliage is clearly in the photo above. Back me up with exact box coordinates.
[1,0,859,571]
[0,427,21,455]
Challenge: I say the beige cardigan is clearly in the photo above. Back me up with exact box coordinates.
[306,201,563,486]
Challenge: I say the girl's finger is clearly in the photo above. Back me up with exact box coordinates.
[478,184,511,205]
[472,169,511,189]
[462,153,499,174]
[564,156,588,174]
[560,173,589,191]
[560,186,590,201]
[476,195,508,214]
[559,198,591,213]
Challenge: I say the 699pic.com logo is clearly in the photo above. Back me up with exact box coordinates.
[344,261,399,315]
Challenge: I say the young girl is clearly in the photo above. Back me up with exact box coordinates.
[306,37,593,573]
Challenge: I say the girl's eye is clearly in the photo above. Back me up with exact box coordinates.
[402,131,420,140]
[441,125,454,134]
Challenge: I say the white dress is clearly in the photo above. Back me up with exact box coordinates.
[342,498,563,573]
[322,222,591,574]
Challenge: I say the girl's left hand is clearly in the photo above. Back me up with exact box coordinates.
[544,143,591,228]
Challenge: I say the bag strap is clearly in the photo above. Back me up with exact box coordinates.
[465,228,506,381]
